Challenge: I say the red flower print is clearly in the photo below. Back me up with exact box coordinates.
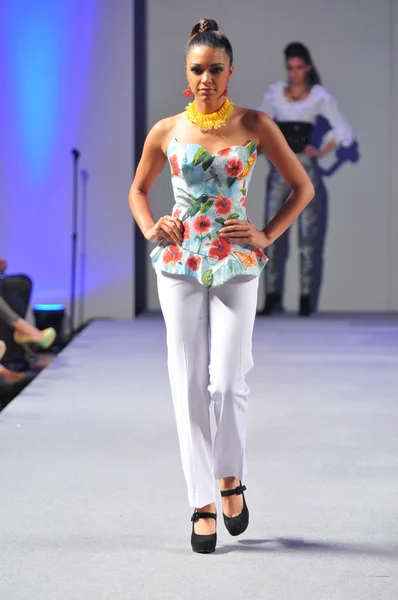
[192,214,212,234]
[217,147,232,157]
[169,154,180,177]
[225,157,244,178]
[163,245,183,265]
[173,207,182,218]
[183,221,190,240]
[256,248,264,260]
[186,256,202,271]
[206,237,232,261]
[214,195,233,216]
[240,196,247,209]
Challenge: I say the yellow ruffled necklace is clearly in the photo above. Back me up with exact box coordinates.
[185,98,234,132]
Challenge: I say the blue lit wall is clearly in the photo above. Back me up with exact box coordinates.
[0,0,97,304]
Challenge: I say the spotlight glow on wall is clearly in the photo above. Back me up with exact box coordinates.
[0,0,97,303]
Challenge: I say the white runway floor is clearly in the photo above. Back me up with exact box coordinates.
[1,314,398,600]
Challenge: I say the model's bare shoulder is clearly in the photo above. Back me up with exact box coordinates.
[242,108,279,151]
[149,114,185,154]
[233,107,272,146]
[242,106,272,131]
[147,117,173,148]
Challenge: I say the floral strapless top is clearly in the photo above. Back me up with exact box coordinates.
[150,138,268,287]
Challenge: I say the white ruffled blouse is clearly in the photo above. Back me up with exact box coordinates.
[258,81,353,147]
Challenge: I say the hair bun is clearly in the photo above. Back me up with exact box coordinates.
[190,18,219,39]
[284,42,310,60]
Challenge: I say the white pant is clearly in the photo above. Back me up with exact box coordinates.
[157,271,259,508]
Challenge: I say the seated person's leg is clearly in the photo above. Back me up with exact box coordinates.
[0,276,28,366]
[3,274,32,318]
[0,340,26,383]
[0,295,19,327]
[0,296,56,349]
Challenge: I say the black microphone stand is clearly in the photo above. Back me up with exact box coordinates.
[78,169,89,327]
[70,148,80,335]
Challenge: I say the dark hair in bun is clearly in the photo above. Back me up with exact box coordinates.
[186,19,233,64]
[284,42,321,87]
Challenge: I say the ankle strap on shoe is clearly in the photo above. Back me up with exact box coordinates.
[220,484,246,497]
[191,512,217,522]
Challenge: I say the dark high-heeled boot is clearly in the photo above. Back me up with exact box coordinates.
[261,292,283,315]
[299,294,312,316]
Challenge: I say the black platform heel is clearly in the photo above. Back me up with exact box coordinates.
[191,512,217,554]
[220,482,249,536]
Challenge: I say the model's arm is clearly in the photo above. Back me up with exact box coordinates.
[306,138,337,158]
[220,112,314,248]
[128,121,183,245]
[258,113,315,243]
[306,87,353,158]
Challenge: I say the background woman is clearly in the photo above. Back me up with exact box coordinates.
[259,42,353,316]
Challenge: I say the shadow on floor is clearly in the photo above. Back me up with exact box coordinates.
[214,537,398,558]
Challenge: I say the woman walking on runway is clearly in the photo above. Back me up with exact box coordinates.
[129,19,314,553]
[259,42,353,316]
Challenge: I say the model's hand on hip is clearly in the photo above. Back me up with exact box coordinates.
[145,216,183,244]
[220,219,270,249]
[304,145,320,158]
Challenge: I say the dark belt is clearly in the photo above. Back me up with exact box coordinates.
[277,122,313,153]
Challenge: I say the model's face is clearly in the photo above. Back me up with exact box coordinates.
[286,57,311,85]
[186,45,234,102]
